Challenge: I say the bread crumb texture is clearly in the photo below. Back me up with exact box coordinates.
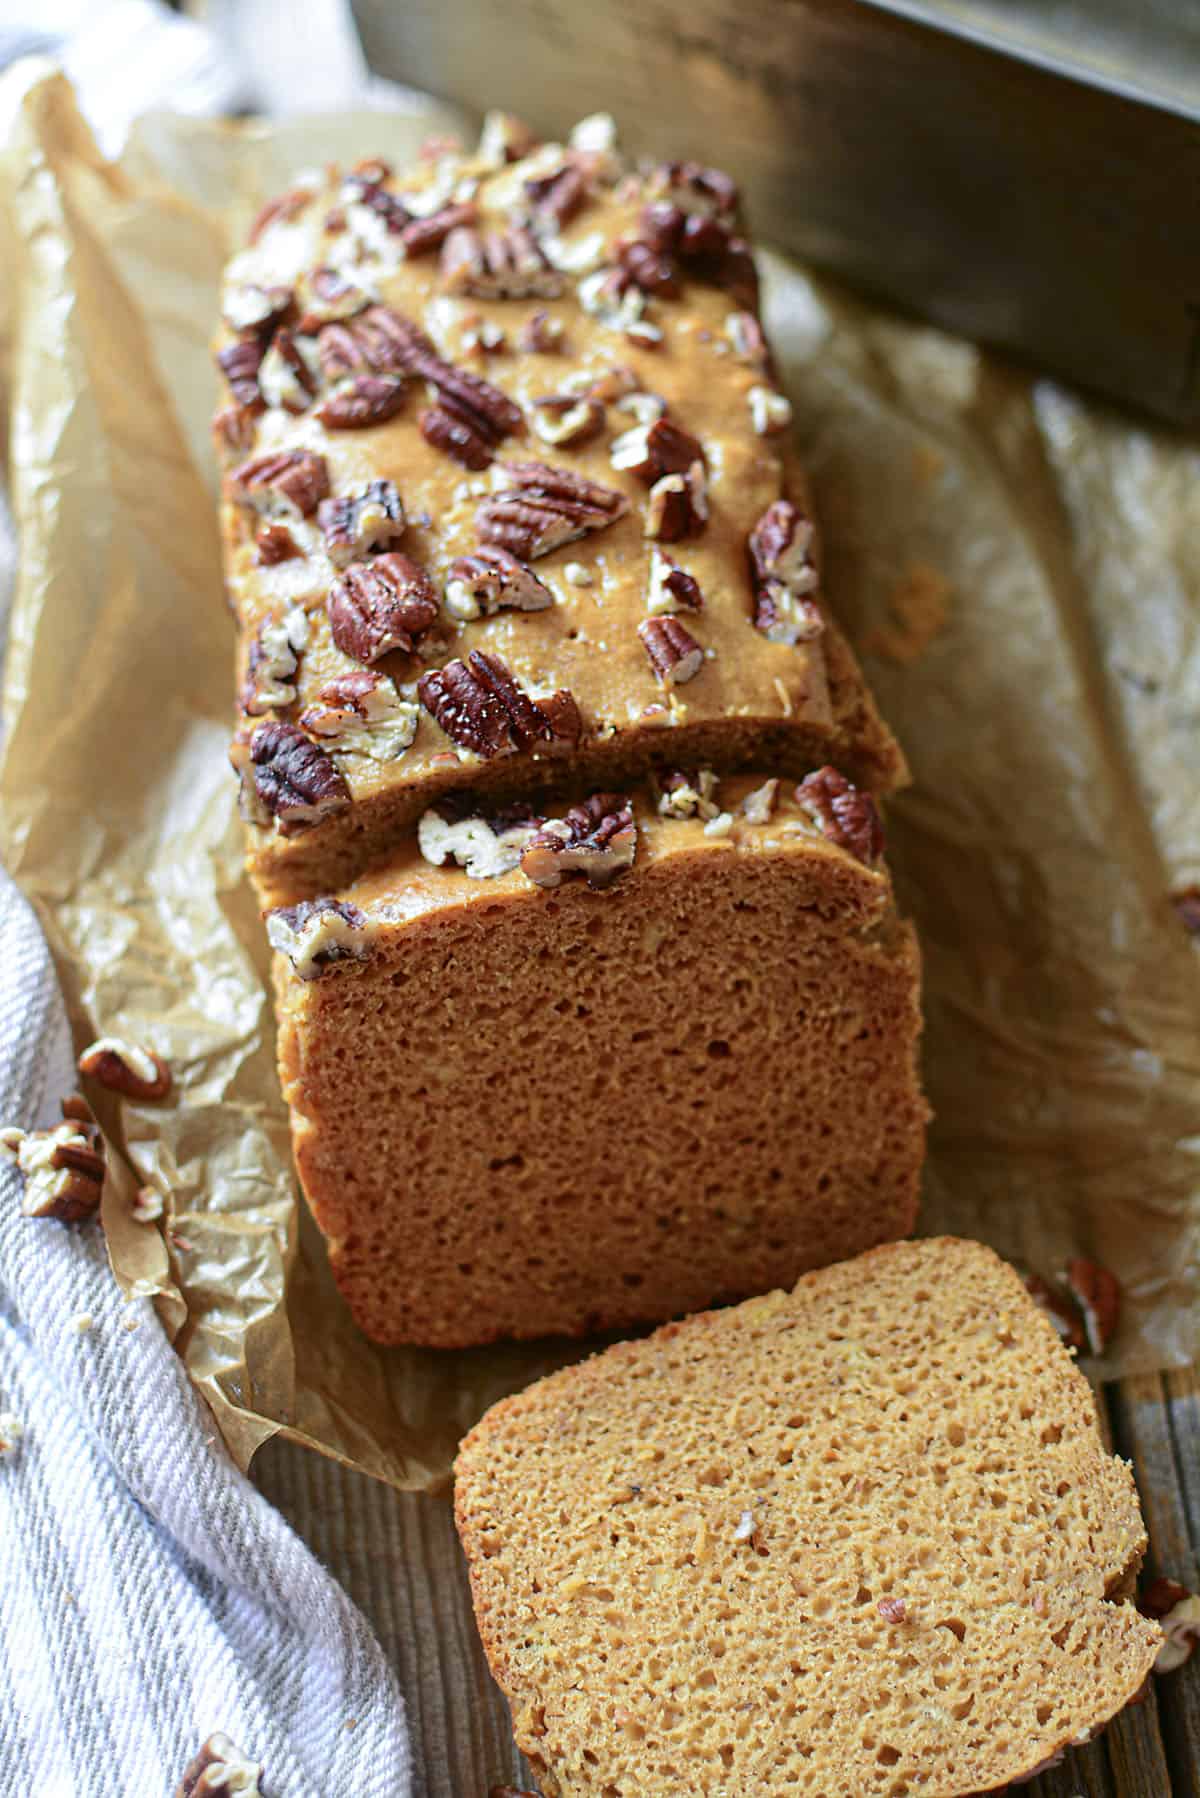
[455,1238,1159,1797]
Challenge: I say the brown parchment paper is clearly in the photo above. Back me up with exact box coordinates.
[0,65,1196,1491]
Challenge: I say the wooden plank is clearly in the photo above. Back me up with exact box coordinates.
[253,1380,1200,1796]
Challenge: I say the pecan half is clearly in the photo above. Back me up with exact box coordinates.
[648,548,703,614]
[301,671,418,762]
[418,652,580,758]
[328,554,438,662]
[294,265,373,331]
[444,548,553,621]
[228,449,329,520]
[521,793,636,890]
[248,722,351,833]
[78,1037,172,1102]
[610,416,704,485]
[318,480,406,566]
[213,404,259,458]
[317,372,407,430]
[256,523,299,566]
[248,186,313,244]
[638,615,704,685]
[477,461,629,559]
[519,309,567,354]
[0,1103,105,1222]
[401,200,478,257]
[531,393,605,449]
[217,338,266,410]
[420,403,493,471]
[222,282,293,336]
[242,605,310,714]
[439,224,563,299]
[795,768,884,865]
[418,806,541,879]
[266,897,376,981]
[1063,1258,1121,1355]
[257,327,318,413]
[644,463,708,542]
[174,1733,265,1798]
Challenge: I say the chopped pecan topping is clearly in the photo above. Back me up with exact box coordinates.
[749,384,793,436]
[638,615,705,685]
[420,403,493,471]
[248,186,313,244]
[646,160,740,218]
[521,793,637,890]
[658,768,720,821]
[725,308,770,367]
[1139,1578,1200,1674]
[328,554,438,663]
[174,1733,265,1798]
[213,404,259,457]
[418,806,541,879]
[301,670,418,762]
[1,1102,105,1222]
[755,585,823,645]
[528,161,589,229]
[318,480,406,567]
[577,267,660,345]
[402,200,479,256]
[228,449,329,520]
[478,110,541,166]
[644,464,709,542]
[639,200,685,253]
[439,224,563,299]
[257,327,318,413]
[795,768,884,866]
[132,1185,163,1224]
[248,721,350,833]
[342,174,412,236]
[216,338,267,410]
[741,778,780,824]
[256,523,300,566]
[1021,1269,1087,1353]
[531,393,605,448]
[444,548,553,621]
[78,1037,172,1102]
[477,461,628,559]
[460,317,508,357]
[610,416,704,485]
[243,606,311,714]
[749,499,823,644]
[418,652,580,759]
[317,305,424,379]
[648,548,703,615]
[294,265,373,331]
[222,282,293,336]
[266,897,376,981]
[616,237,680,299]
[317,372,407,430]
[636,195,759,309]
[521,309,568,354]
[612,387,666,425]
[1063,1257,1121,1355]
[1172,885,1200,935]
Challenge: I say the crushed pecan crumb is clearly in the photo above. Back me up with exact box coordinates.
[795,768,885,865]
[78,1038,172,1103]
[328,554,438,663]
[521,793,637,890]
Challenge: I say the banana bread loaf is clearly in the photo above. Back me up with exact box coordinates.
[271,771,926,1346]
[455,1237,1160,1796]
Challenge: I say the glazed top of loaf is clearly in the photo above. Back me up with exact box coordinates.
[214,114,903,901]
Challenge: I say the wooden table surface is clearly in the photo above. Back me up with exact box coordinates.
[252,1366,1200,1797]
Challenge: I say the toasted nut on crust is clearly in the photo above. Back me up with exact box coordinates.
[78,1038,172,1102]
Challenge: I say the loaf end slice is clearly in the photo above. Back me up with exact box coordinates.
[455,1237,1159,1798]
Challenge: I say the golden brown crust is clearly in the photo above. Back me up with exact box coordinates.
[216,127,904,905]
[455,1238,1160,1798]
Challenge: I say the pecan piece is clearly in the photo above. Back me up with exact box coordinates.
[242,605,310,715]
[256,523,300,566]
[78,1037,172,1102]
[444,548,553,621]
[521,793,637,890]
[213,404,259,457]
[328,553,438,663]
[477,461,629,560]
[1063,1258,1121,1355]
[257,327,318,413]
[439,225,563,299]
[0,1102,105,1222]
[638,615,705,685]
[526,161,588,227]
[478,110,541,166]
[749,383,793,436]
[610,416,704,485]
[317,372,407,430]
[725,308,770,367]
[1171,885,1200,935]
[741,778,780,824]
[216,337,266,410]
[248,186,313,243]
[418,806,541,879]
[248,722,350,833]
[1139,1578,1200,1674]
[1021,1270,1087,1353]
[222,282,292,336]
[418,652,580,758]
[174,1733,265,1798]
[531,393,605,449]
[266,897,376,981]
[228,449,329,520]
[342,175,411,236]
[616,237,680,299]
[420,403,494,471]
[648,549,703,614]
[646,160,740,218]
[658,768,721,821]
[519,309,567,354]
[795,768,884,866]
[402,200,479,256]
[318,480,406,566]
[644,463,709,542]
[877,1598,907,1625]
[749,500,823,645]
[301,671,418,763]
[294,264,373,331]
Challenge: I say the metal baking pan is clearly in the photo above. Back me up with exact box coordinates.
[353,0,1200,425]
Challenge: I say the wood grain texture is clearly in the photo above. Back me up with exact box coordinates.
[252,1382,1200,1796]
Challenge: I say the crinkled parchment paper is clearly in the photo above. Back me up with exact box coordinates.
[0,67,1196,1490]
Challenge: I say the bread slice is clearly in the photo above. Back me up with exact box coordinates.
[271,772,926,1346]
[455,1238,1159,1797]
